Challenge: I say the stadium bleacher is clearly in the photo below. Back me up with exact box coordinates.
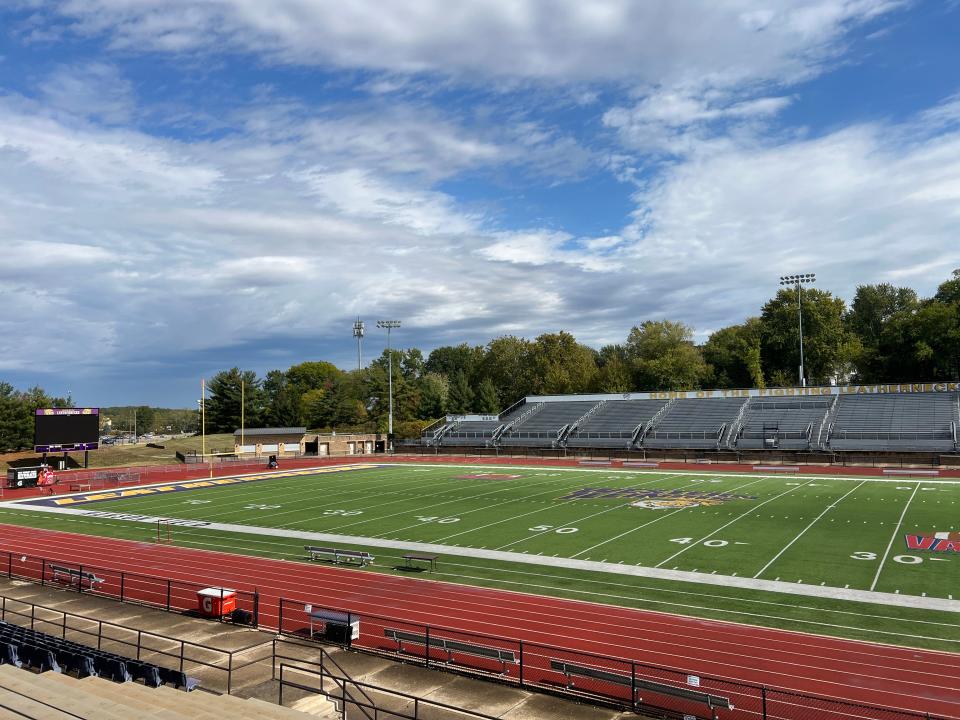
[424,385,959,454]
[499,400,598,447]
[0,664,321,720]
[565,398,668,449]
[732,397,832,451]
[642,397,748,449]
[827,392,959,452]
[0,619,194,689]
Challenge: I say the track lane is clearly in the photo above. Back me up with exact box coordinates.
[2,524,958,717]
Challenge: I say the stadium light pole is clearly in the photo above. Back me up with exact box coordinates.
[353,318,365,371]
[779,273,816,387]
[376,320,401,451]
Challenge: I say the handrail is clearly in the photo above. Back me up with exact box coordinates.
[278,663,504,720]
[566,400,607,440]
[726,398,752,450]
[271,641,375,720]
[1,593,271,695]
[495,402,544,443]
[635,398,675,447]
[276,596,945,720]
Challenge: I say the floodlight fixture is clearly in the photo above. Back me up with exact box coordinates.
[352,318,365,370]
[778,273,817,387]
[377,320,401,451]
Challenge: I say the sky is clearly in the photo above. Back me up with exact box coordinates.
[1,1,959,407]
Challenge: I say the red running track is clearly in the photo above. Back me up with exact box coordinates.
[1,523,958,719]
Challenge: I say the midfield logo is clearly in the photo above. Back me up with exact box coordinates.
[560,487,756,510]
[904,532,960,553]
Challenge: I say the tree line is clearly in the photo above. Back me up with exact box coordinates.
[2,269,957,448]
[202,269,960,438]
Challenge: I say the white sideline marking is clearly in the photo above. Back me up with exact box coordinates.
[8,503,960,615]
[871,483,921,592]
[752,481,866,579]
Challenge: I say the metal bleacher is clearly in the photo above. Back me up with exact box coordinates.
[426,385,959,454]
[732,397,832,451]
[499,401,598,447]
[565,399,668,449]
[827,392,960,452]
[642,397,748,449]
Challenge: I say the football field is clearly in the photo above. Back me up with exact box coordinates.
[2,462,959,650]
[11,462,960,595]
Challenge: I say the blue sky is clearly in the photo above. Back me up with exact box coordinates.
[1,1,958,407]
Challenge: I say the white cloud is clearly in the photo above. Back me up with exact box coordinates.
[603,89,793,156]
[39,61,135,124]
[50,1,901,87]
[621,107,960,326]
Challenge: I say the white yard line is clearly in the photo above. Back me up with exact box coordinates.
[438,474,688,546]
[571,475,767,559]
[570,508,688,558]
[870,482,921,592]
[753,481,866,579]
[9,502,959,613]
[655,479,815,568]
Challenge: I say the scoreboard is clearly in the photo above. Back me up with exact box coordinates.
[34,408,100,453]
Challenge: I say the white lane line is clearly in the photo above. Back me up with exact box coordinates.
[753,481,866,579]
[871,482,921,592]
[655,479,815,568]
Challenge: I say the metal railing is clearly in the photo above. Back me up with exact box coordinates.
[2,550,259,630]
[276,596,956,720]
[278,662,504,720]
[0,594,271,695]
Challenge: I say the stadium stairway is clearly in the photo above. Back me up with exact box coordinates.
[0,663,334,719]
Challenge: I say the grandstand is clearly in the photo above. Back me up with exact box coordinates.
[422,383,960,455]
[826,392,960,452]
[565,398,668,449]
[731,397,833,451]
[642,397,748,450]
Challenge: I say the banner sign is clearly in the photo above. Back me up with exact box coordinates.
[529,381,960,404]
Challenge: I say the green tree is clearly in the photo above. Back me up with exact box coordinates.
[0,384,70,452]
[759,288,852,386]
[286,361,342,396]
[625,320,710,390]
[527,332,598,394]
[262,370,302,426]
[478,336,535,406]
[591,345,632,392]
[424,343,485,382]
[205,369,262,433]
[474,377,501,414]
[418,372,450,419]
[447,371,475,414]
[702,318,764,388]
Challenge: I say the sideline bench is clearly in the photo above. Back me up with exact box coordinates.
[402,554,438,572]
[882,469,939,476]
[384,628,517,673]
[305,546,374,567]
[550,660,732,711]
[49,565,105,590]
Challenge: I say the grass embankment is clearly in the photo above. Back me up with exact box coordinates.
[0,434,235,473]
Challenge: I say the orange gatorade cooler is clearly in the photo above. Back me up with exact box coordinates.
[197,587,237,617]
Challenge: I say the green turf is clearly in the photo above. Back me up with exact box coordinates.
[2,462,959,651]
